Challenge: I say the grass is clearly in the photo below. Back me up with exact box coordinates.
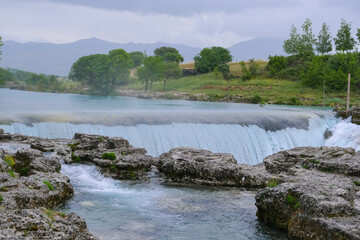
[67,143,78,151]
[43,208,65,221]
[8,170,16,178]
[267,179,278,188]
[3,155,15,168]
[102,152,116,160]
[71,153,82,163]
[0,186,7,192]
[43,181,54,191]
[122,60,360,107]
[286,193,296,204]
[0,194,3,203]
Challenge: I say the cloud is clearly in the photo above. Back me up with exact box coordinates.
[0,0,359,47]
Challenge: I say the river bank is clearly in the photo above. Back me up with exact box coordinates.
[1,129,359,239]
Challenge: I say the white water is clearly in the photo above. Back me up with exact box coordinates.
[1,115,338,164]
[325,117,360,151]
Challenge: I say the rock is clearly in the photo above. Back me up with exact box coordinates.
[352,107,360,125]
[68,133,156,180]
[256,146,360,240]
[0,209,98,239]
[157,147,272,187]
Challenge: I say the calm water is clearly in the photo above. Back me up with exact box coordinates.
[2,88,357,239]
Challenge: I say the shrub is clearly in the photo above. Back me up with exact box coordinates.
[267,179,278,188]
[252,94,262,104]
[109,165,116,172]
[19,167,28,176]
[43,181,54,191]
[8,170,15,178]
[354,181,360,186]
[0,194,3,203]
[286,193,296,204]
[3,155,15,167]
[294,201,301,210]
[102,152,116,160]
[71,153,81,163]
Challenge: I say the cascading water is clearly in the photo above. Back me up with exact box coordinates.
[2,88,357,239]
[1,115,338,164]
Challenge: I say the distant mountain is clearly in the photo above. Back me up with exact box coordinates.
[0,38,284,76]
[229,38,285,62]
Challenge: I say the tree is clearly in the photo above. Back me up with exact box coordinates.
[283,24,301,55]
[129,51,144,67]
[137,56,164,91]
[193,47,232,73]
[154,46,184,63]
[163,62,182,90]
[334,19,356,52]
[316,22,332,54]
[284,19,316,55]
[356,28,360,45]
[298,18,316,54]
[218,64,231,84]
[108,49,133,89]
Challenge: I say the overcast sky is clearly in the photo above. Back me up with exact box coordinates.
[0,0,359,47]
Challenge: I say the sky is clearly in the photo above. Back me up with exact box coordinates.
[0,0,359,48]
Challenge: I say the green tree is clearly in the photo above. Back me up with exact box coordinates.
[298,18,316,54]
[69,54,110,94]
[316,22,332,55]
[137,56,164,91]
[283,24,301,55]
[108,49,133,89]
[334,19,356,52]
[163,62,182,90]
[129,51,144,67]
[218,64,231,84]
[194,47,232,73]
[154,46,184,63]
[356,28,360,45]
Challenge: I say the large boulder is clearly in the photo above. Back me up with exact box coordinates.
[157,147,272,187]
[256,146,360,240]
[68,133,156,180]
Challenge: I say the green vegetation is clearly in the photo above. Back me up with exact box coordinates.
[43,208,65,221]
[0,194,3,203]
[294,201,301,210]
[67,143,78,152]
[43,180,54,191]
[266,179,278,188]
[0,186,7,192]
[71,153,81,163]
[102,152,116,160]
[8,170,15,178]
[19,167,28,176]
[3,155,15,167]
[194,46,232,73]
[354,181,360,186]
[109,165,117,172]
[286,193,296,204]
[121,151,126,156]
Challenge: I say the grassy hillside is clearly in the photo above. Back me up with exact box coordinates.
[123,61,359,107]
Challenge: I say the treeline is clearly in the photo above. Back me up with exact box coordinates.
[0,68,79,93]
[267,18,360,91]
[69,47,184,94]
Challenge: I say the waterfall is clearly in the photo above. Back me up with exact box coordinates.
[325,117,360,151]
[0,115,338,164]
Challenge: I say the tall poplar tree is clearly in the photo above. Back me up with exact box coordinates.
[334,19,356,52]
[316,22,332,54]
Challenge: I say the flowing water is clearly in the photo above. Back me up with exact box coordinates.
[1,88,359,239]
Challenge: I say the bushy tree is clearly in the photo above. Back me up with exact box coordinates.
[356,28,360,45]
[194,47,232,73]
[129,51,144,67]
[108,49,133,87]
[137,56,164,91]
[218,64,231,84]
[163,62,182,90]
[334,19,356,52]
[154,46,184,63]
[316,22,332,55]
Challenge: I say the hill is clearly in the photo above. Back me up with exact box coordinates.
[0,38,284,76]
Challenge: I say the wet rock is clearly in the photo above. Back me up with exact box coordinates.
[157,147,272,188]
[256,146,360,240]
[68,133,156,181]
[352,107,360,125]
[0,209,98,239]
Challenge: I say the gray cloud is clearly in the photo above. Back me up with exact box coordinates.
[0,0,359,47]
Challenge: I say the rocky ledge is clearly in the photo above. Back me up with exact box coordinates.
[256,146,360,240]
[1,129,360,239]
[0,131,98,239]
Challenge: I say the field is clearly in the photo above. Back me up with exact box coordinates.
[122,61,360,107]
